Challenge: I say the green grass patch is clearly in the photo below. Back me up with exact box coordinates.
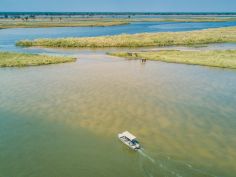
[132,17,236,22]
[1,17,236,29]
[0,52,76,67]
[0,18,129,29]
[16,27,236,48]
[108,50,236,69]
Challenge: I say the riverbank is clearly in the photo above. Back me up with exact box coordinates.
[0,52,76,67]
[16,26,236,48]
[134,17,236,22]
[1,16,236,29]
[0,19,129,29]
[109,50,236,69]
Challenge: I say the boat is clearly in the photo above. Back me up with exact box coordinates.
[118,131,141,151]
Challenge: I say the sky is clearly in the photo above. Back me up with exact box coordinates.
[0,0,235,12]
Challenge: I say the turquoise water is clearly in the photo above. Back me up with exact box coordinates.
[0,21,236,177]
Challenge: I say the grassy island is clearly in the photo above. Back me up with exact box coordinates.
[1,17,236,29]
[133,17,236,22]
[0,52,76,67]
[16,27,236,48]
[108,50,236,69]
[0,18,129,29]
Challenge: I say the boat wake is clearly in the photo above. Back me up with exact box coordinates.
[138,150,218,177]
[138,149,155,163]
[138,149,156,177]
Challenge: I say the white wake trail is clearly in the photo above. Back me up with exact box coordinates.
[138,149,155,163]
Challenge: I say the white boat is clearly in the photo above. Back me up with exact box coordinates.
[118,131,141,151]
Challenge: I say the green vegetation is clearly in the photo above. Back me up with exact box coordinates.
[1,16,236,29]
[108,50,236,69]
[0,52,76,67]
[16,27,236,48]
[133,17,236,22]
[0,18,129,29]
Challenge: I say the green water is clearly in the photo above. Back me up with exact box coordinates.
[0,53,236,177]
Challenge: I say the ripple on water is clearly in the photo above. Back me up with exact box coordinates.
[0,54,236,177]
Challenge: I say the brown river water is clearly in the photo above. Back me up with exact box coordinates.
[0,50,236,177]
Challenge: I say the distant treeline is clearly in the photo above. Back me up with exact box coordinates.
[1,12,235,19]
[1,12,236,16]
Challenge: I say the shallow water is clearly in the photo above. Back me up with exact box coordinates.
[0,21,236,177]
[0,53,236,177]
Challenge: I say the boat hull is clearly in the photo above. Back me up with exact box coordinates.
[118,134,140,151]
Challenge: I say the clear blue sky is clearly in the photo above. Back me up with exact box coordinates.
[0,0,235,12]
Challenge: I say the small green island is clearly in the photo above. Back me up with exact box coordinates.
[133,17,236,22]
[109,50,236,69]
[15,26,236,69]
[1,17,236,29]
[16,27,236,48]
[0,18,129,29]
[0,52,76,67]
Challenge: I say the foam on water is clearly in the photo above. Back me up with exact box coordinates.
[138,149,155,163]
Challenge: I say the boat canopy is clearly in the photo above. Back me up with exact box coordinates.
[122,131,136,140]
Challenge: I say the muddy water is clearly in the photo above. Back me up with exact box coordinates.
[1,21,236,177]
[0,52,236,177]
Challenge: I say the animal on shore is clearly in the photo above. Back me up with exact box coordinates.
[141,58,147,63]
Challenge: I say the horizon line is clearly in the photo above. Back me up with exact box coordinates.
[0,11,236,13]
